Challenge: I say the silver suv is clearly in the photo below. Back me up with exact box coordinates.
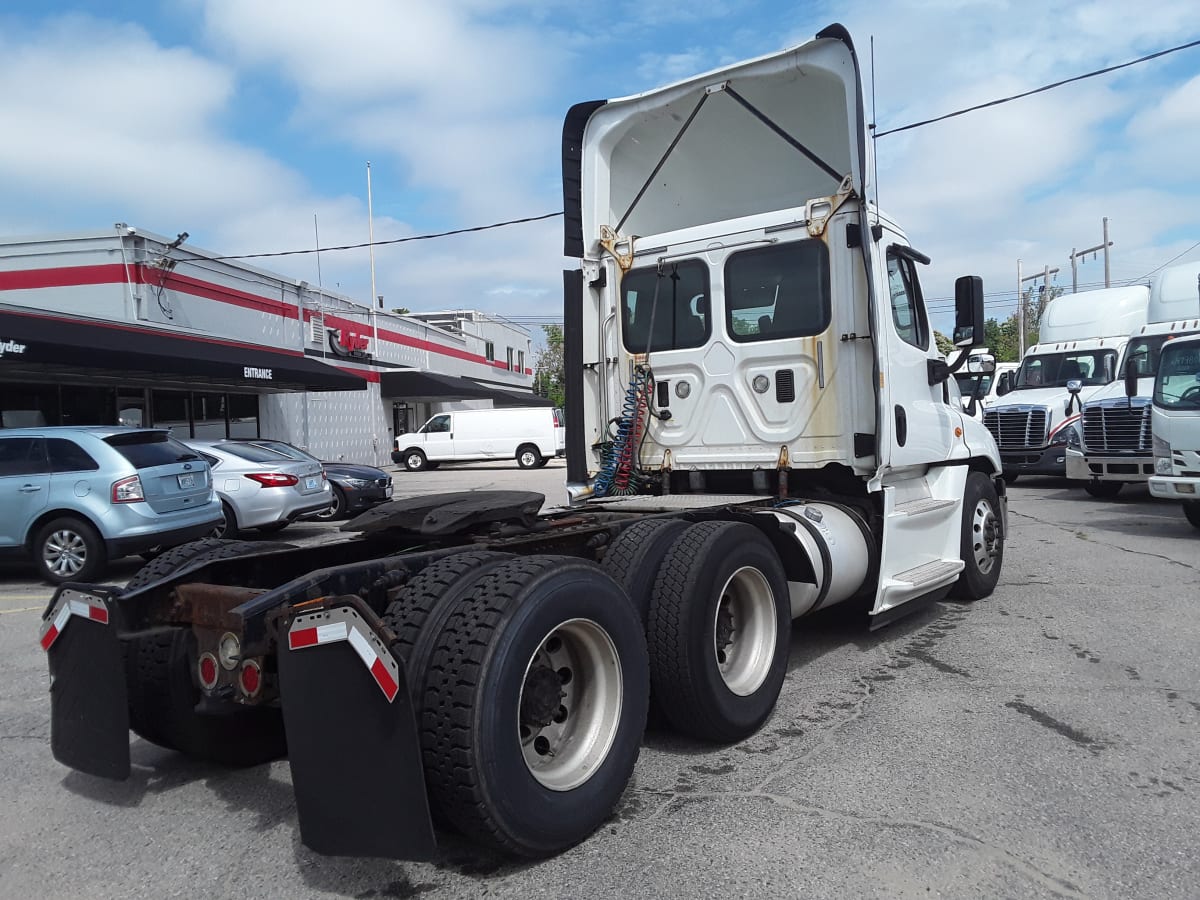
[0,427,221,583]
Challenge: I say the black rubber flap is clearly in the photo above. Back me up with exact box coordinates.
[48,606,130,780]
[344,490,545,536]
[277,617,436,859]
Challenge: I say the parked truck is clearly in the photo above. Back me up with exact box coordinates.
[1144,331,1200,528]
[39,25,1005,862]
[1066,262,1200,497]
[985,285,1149,480]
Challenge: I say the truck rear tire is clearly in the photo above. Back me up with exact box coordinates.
[951,472,1004,601]
[123,627,286,767]
[602,518,690,624]
[381,550,513,701]
[1084,481,1122,498]
[419,557,649,858]
[123,539,296,593]
[647,521,790,743]
[1184,500,1200,530]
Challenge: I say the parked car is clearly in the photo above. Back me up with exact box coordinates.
[392,406,564,471]
[185,440,331,538]
[0,426,221,583]
[241,439,394,520]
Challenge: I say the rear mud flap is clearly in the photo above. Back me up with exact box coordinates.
[41,589,130,780]
[277,598,436,860]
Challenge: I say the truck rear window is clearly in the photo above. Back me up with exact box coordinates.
[104,432,201,469]
[726,241,831,343]
[622,260,710,353]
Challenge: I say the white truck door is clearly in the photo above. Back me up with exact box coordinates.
[420,414,454,461]
[875,243,958,470]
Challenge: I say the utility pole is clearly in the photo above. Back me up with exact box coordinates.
[1018,263,1059,358]
[1069,217,1114,292]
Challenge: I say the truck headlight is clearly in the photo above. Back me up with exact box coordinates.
[1049,423,1079,448]
[1153,435,1172,474]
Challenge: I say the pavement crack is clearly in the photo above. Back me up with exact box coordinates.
[757,794,1089,900]
[1010,510,1196,570]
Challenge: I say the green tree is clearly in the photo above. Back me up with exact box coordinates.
[534,324,566,409]
[934,330,955,355]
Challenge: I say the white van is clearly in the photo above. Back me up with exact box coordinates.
[392,407,564,471]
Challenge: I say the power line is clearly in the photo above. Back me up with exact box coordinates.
[200,35,1200,266]
[207,211,563,262]
[874,37,1200,137]
[1136,238,1200,281]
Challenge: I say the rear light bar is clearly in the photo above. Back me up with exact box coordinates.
[111,475,145,503]
[245,472,299,488]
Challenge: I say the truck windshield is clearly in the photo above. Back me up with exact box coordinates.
[621,260,710,353]
[1013,350,1116,389]
[1154,343,1200,409]
[1125,332,1200,377]
[954,372,993,397]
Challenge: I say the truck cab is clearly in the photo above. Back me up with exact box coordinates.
[563,25,1003,619]
[985,286,1148,479]
[1067,262,1200,496]
[1145,332,1200,528]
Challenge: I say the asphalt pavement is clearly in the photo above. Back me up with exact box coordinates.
[1,464,1198,899]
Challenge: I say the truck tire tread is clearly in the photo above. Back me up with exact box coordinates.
[647,521,790,743]
[420,556,648,857]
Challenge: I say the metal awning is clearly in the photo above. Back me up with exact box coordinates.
[0,306,367,392]
[380,370,552,407]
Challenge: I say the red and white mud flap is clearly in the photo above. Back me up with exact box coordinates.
[276,597,436,860]
[39,587,130,780]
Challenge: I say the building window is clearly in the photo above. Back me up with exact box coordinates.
[485,341,495,362]
[517,350,525,374]
[507,347,514,371]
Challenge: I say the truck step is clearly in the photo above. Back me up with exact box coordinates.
[891,497,957,517]
[889,559,963,590]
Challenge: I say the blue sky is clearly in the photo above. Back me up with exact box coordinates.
[2,0,1199,337]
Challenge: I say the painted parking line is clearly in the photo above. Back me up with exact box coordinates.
[0,605,43,615]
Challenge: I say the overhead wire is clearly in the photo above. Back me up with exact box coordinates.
[197,33,1200,291]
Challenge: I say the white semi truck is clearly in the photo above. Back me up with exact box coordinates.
[1066,262,1200,497]
[1145,331,1200,528]
[986,285,1148,480]
[39,25,1005,862]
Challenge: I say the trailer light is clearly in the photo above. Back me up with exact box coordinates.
[198,652,220,690]
[752,375,770,394]
[218,632,241,670]
[239,659,263,698]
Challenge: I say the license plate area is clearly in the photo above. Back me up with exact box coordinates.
[178,473,196,489]
[306,476,320,490]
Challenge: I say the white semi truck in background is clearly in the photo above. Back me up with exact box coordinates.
[1143,331,1200,529]
[39,25,1005,862]
[985,285,1149,480]
[1067,262,1200,497]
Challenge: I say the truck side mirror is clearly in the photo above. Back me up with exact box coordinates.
[952,276,985,347]
[1124,357,1138,398]
[1066,379,1082,414]
[995,372,1012,396]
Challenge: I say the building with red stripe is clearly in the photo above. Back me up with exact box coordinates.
[0,226,542,465]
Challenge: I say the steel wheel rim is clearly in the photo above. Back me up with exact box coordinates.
[407,453,423,470]
[520,450,536,467]
[318,489,341,519]
[970,498,999,574]
[44,530,87,576]
[712,566,777,696]
[518,617,622,792]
